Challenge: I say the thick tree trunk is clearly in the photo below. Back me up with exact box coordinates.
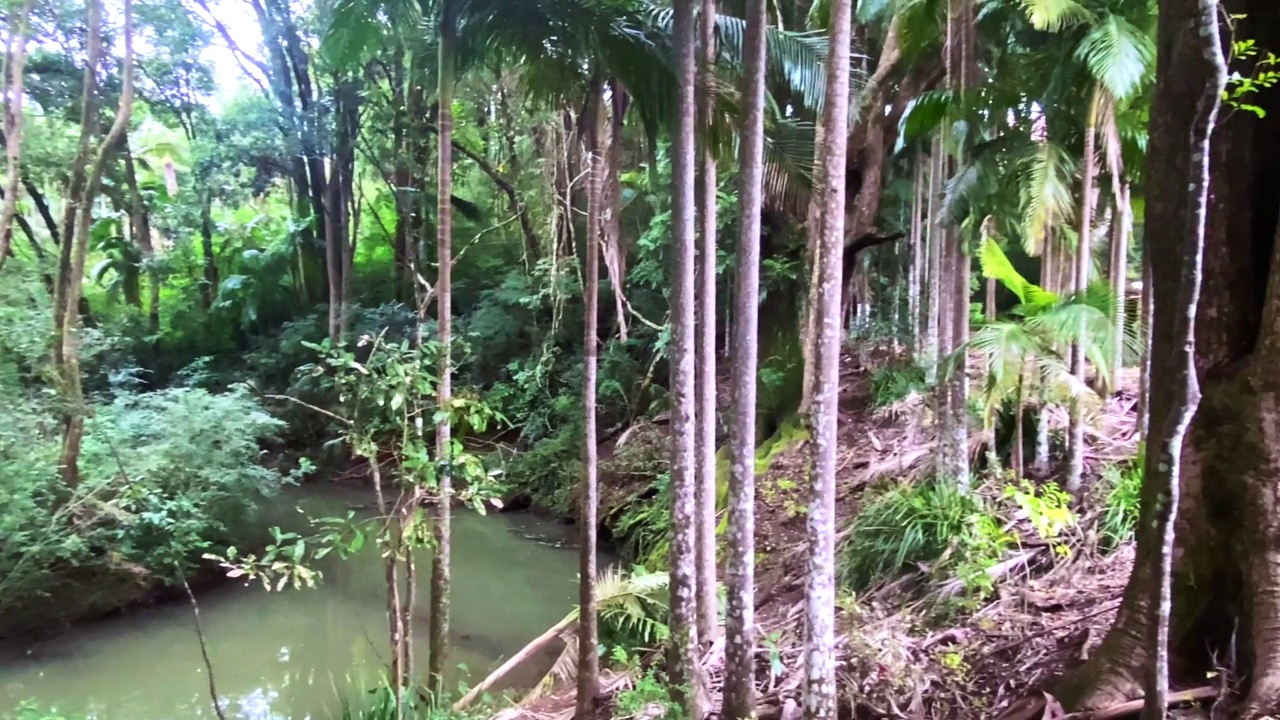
[724,0,766,713]
[1056,1,1276,715]
[805,0,852,715]
[428,0,456,692]
[694,0,719,645]
[577,81,604,720]
[669,1,706,717]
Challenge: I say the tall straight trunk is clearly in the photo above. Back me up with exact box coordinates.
[799,109,827,416]
[1139,4,1222,715]
[1033,226,1055,475]
[60,0,133,489]
[924,148,942,383]
[694,0,719,645]
[805,0,851,715]
[577,81,604,720]
[428,0,456,692]
[604,83,630,340]
[909,158,924,358]
[724,0,766,713]
[0,0,34,271]
[1066,90,1100,495]
[123,142,159,334]
[1013,366,1026,480]
[325,153,344,343]
[668,0,705,716]
[1109,184,1131,395]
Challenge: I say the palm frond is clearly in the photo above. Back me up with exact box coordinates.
[1017,140,1075,255]
[1074,14,1154,101]
[1018,0,1091,31]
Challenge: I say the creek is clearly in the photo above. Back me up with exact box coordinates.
[0,485,597,719]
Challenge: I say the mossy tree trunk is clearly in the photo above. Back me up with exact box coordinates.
[1056,1,1280,715]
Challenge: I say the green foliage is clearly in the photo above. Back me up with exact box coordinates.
[613,667,683,720]
[870,362,928,408]
[1223,17,1280,118]
[1099,450,1143,550]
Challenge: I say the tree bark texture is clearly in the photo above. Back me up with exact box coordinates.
[724,0,766,713]
[1056,1,1278,715]
[694,0,720,645]
[668,0,706,716]
[428,0,456,692]
[1109,184,1132,395]
[805,0,852,715]
[576,81,604,720]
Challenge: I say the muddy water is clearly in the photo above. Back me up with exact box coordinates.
[0,486,594,719]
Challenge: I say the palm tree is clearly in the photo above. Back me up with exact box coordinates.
[694,0,719,646]
[668,0,704,715]
[725,0,767,713]
[805,0,852,715]
[577,79,605,720]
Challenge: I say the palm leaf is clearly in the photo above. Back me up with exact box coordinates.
[1018,0,1092,31]
[1017,140,1075,255]
[1075,14,1154,101]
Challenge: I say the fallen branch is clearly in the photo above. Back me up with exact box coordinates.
[453,615,576,711]
[1061,685,1216,719]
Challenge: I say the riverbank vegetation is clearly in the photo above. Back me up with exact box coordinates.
[1,0,1278,717]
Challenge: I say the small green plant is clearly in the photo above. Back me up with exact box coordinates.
[1223,14,1280,118]
[870,362,928,408]
[840,479,1005,591]
[614,668,682,720]
[1099,451,1144,551]
[1003,480,1076,556]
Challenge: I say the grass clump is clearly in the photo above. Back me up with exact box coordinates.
[839,479,1011,595]
[870,362,928,408]
[1099,447,1144,551]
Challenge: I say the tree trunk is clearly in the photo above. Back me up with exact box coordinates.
[428,0,456,692]
[694,0,719,646]
[1055,1,1276,715]
[577,80,604,720]
[0,0,34,272]
[724,0,766,713]
[909,157,924,359]
[1138,5,1222,715]
[669,0,705,716]
[798,106,827,417]
[924,148,942,383]
[1136,249,1153,440]
[123,141,159,334]
[1109,184,1132,396]
[57,0,133,489]
[805,0,851,715]
[1065,90,1100,495]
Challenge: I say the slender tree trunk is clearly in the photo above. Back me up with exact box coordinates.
[1139,4,1223,715]
[123,141,159,334]
[805,0,851,715]
[724,0,766,713]
[1013,366,1025,480]
[326,151,344,343]
[428,0,456,692]
[58,0,133,488]
[1066,90,1100,495]
[909,158,924,358]
[924,149,941,383]
[1109,184,1131,395]
[694,0,719,645]
[576,80,604,720]
[799,110,827,417]
[603,83,630,340]
[669,0,705,716]
[0,0,34,271]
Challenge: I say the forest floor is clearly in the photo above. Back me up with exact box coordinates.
[497,345,1146,720]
